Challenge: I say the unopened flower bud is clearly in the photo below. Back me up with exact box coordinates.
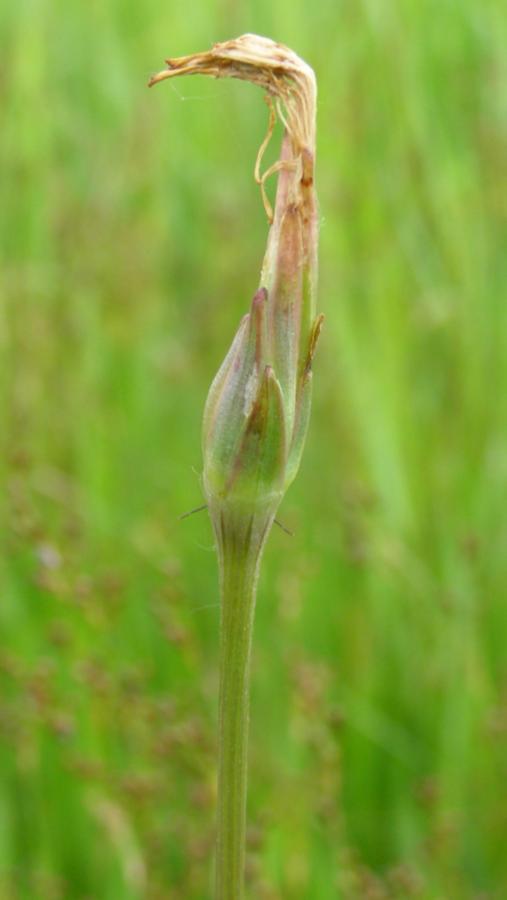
[150,34,322,524]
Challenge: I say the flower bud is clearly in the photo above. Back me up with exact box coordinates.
[150,34,323,520]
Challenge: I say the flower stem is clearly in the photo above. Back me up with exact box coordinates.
[213,504,277,899]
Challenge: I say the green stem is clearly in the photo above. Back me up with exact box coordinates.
[213,503,277,900]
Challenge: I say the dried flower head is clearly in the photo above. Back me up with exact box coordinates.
[150,35,322,899]
[151,34,322,526]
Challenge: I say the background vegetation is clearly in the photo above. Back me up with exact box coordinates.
[1,0,507,897]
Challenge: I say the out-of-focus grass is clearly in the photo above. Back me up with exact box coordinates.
[1,0,507,897]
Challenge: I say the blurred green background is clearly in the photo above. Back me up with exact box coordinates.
[2,0,507,897]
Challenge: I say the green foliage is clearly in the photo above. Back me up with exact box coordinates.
[1,0,507,897]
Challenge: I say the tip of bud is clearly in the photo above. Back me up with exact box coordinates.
[251,287,268,310]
